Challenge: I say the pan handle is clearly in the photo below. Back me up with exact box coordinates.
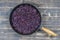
[41,27,58,37]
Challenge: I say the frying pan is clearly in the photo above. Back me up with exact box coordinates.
[9,3,57,37]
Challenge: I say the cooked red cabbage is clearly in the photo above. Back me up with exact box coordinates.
[11,4,41,34]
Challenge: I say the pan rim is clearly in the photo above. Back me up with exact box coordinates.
[9,3,41,35]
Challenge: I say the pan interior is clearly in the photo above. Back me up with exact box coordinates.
[10,3,41,35]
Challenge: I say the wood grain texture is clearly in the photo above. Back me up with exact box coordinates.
[0,0,60,40]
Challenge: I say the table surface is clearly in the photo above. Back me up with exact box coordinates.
[0,0,60,40]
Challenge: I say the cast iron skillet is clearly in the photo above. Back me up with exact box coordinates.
[9,3,57,36]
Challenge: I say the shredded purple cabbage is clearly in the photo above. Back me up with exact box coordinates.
[11,4,41,34]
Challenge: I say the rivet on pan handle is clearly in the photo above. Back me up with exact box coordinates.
[41,27,58,37]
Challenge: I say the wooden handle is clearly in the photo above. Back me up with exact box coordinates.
[41,27,58,37]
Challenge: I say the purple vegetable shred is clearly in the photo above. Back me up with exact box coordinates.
[10,4,41,35]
